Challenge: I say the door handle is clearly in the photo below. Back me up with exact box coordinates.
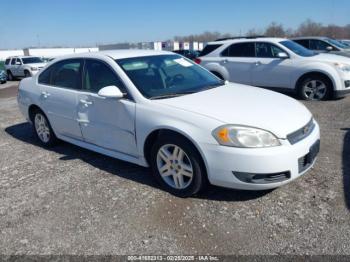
[222,59,228,64]
[255,61,262,66]
[79,99,93,107]
[41,91,50,98]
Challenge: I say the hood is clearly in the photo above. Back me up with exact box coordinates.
[26,63,47,68]
[156,84,312,138]
[307,53,350,64]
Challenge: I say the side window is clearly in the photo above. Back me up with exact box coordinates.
[5,59,10,65]
[11,58,16,65]
[256,43,286,58]
[38,66,54,85]
[310,40,329,51]
[222,43,255,57]
[200,44,223,56]
[294,39,310,49]
[51,59,82,89]
[83,60,125,93]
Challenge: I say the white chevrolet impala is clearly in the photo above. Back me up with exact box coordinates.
[17,50,320,197]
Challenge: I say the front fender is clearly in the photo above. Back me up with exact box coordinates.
[291,63,341,91]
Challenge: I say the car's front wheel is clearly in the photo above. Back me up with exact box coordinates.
[24,70,31,78]
[298,75,331,101]
[32,110,58,147]
[150,134,206,197]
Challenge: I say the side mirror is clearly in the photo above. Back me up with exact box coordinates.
[98,85,124,99]
[15,61,22,65]
[326,46,333,51]
[277,52,289,59]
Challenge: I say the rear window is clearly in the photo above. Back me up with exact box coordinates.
[200,44,222,56]
[5,59,10,65]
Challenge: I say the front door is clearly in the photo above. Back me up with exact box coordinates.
[251,42,292,89]
[77,59,137,156]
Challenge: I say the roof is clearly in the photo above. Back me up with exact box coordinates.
[6,55,41,59]
[54,49,174,60]
[208,37,287,45]
[291,36,329,40]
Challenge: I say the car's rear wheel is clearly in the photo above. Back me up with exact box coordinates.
[32,110,58,147]
[298,75,331,101]
[150,134,206,197]
[7,71,14,81]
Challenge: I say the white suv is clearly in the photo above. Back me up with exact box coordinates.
[5,56,46,80]
[197,37,350,101]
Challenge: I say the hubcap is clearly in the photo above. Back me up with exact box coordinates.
[156,144,193,190]
[34,114,50,143]
[303,80,327,100]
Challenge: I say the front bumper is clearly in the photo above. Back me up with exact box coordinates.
[201,121,320,190]
[334,88,350,98]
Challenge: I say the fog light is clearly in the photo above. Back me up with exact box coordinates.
[345,80,350,88]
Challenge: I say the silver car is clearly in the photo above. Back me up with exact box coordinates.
[292,37,350,58]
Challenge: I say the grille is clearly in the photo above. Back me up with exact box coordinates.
[298,140,320,173]
[287,119,315,145]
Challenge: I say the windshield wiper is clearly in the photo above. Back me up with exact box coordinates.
[150,91,197,100]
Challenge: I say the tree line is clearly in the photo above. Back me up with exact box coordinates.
[173,20,350,42]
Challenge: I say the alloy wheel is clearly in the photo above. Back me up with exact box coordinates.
[303,80,327,100]
[34,113,51,143]
[156,144,194,190]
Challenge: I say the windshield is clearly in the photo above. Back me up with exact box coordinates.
[325,38,350,49]
[22,57,43,64]
[280,40,316,57]
[116,55,223,99]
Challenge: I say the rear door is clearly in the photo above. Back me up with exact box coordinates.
[37,59,83,140]
[76,59,137,156]
[251,42,292,89]
[220,42,255,85]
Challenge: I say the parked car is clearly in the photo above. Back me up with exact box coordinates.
[4,56,46,80]
[340,40,350,46]
[292,37,350,58]
[0,70,7,84]
[17,50,320,197]
[173,49,200,60]
[197,37,350,101]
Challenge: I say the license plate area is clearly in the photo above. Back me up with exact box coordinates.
[298,140,320,173]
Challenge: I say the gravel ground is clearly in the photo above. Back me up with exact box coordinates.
[0,83,350,255]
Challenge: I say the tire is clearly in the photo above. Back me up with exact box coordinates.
[150,134,207,197]
[211,71,224,80]
[32,109,58,147]
[7,71,14,81]
[24,70,31,78]
[297,75,332,101]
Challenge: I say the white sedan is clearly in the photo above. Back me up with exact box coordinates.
[17,50,320,197]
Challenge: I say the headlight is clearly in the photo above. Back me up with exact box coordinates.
[31,67,38,71]
[334,63,350,73]
[212,125,281,148]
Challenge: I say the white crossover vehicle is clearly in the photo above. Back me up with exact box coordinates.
[5,56,46,80]
[197,37,350,101]
[17,50,320,197]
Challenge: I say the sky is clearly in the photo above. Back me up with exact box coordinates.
[0,0,349,49]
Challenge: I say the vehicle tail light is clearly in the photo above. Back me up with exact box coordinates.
[194,58,202,64]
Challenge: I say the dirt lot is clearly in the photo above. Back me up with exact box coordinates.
[0,82,350,255]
